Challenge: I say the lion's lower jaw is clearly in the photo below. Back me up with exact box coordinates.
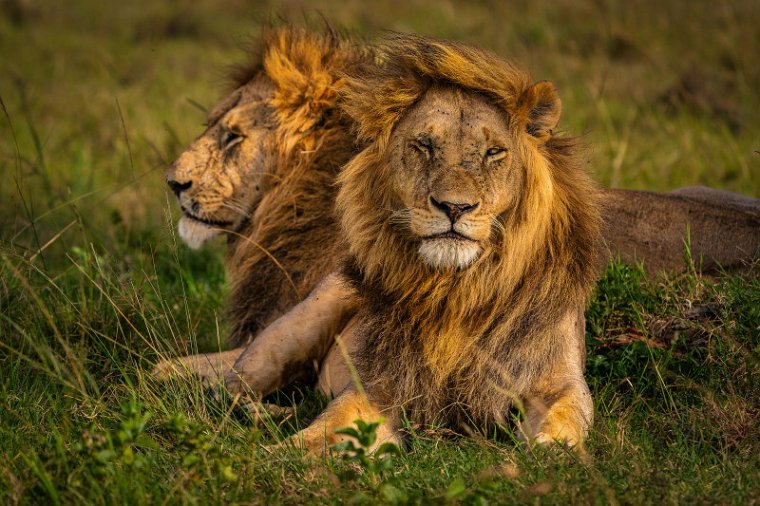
[178,216,220,249]
[418,240,482,269]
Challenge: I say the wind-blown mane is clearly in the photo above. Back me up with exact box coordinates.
[337,33,602,428]
[225,26,368,346]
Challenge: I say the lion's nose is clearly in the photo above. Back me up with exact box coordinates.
[167,179,192,197]
[430,197,479,224]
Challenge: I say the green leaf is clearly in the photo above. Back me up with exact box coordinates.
[334,427,360,439]
[358,432,376,448]
[331,440,358,453]
[135,434,159,449]
[375,442,401,457]
[445,479,467,499]
[182,454,201,467]
[94,449,115,463]
[220,464,238,483]
[121,446,135,465]
[379,483,408,504]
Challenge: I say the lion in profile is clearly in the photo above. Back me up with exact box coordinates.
[154,26,367,380]
[224,33,603,450]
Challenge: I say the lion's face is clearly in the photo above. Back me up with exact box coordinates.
[166,75,276,248]
[387,86,524,269]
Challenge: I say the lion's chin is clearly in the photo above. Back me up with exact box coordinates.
[178,216,220,249]
[418,238,482,269]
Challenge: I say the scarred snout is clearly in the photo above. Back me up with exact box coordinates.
[429,196,479,224]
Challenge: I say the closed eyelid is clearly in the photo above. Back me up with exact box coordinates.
[206,93,242,127]
[416,132,434,146]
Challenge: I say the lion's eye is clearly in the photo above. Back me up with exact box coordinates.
[220,129,244,151]
[411,134,434,158]
[485,147,507,160]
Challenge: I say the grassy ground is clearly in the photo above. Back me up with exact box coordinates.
[1,0,759,503]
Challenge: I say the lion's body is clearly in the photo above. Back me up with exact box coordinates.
[600,187,760,274]
[340,137,598,429]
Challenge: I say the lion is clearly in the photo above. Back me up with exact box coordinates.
[154,25,367,381]
[156,26,760,405]
[222,33,604,451]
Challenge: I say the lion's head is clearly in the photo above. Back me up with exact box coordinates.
[166,26,362,249]
[338,33,597,290]
[380,82,562,270]
[167,74,275,248]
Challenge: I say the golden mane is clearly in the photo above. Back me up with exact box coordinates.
[342,33,538,148]
[263,26,365,155]
[224,26,367,346]
[337,33,602,427]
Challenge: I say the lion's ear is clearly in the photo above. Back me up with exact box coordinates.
[517,81,562,142]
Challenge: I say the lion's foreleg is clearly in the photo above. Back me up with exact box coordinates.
[152,347,245,385]
[315,315,362,398]
[224,271,357,397]
[288,388,402,456]
[521,380,593,447]
[520,309,593,447]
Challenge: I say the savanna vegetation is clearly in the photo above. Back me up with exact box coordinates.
[1,0,758,503]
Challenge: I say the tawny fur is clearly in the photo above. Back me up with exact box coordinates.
[224,27,369,347]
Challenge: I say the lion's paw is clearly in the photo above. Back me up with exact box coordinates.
[531,427,583,448]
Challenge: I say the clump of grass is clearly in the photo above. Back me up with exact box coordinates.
[3,240,758,503]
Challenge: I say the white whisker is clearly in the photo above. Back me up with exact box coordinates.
[221,199,250,217]
[387,208,412,229]
[491,216,506,241]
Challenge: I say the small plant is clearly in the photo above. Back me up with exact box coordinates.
[164,412,238,483]
[331,419,407,503]
[73,398,155,476]
[331,421,489,504]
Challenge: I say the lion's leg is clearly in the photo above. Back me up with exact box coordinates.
[521,380,593,447]
[520,309,593,447]
[288,387,402,456]
[315,316,361,397]
[224,271,358,397]
[152,347,245,384]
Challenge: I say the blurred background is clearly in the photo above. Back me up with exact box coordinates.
[2,0,759,258]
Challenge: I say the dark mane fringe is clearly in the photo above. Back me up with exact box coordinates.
[225,37,265,91]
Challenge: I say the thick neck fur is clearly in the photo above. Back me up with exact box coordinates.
[224,112,358,346]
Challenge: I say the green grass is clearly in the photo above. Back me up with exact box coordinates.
[1,1,759,504]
